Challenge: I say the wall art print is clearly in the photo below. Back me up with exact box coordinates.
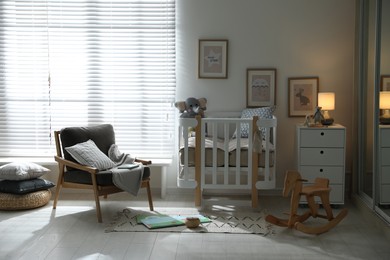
[198,39,228,79]
[288,77,319,117]
[246,68,276,107]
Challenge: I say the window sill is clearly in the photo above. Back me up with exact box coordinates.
[0,157,57,165]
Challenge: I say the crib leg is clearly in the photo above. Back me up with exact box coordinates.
[195,186,201,207]
[195,115,202,207]
[251,137,259,208]
[252,188,258,208]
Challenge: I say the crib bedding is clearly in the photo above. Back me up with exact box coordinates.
[179,136,275,168]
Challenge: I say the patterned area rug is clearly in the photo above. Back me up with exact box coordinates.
[105,207,271,235]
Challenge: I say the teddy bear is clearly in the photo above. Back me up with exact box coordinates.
[175,97,207,118]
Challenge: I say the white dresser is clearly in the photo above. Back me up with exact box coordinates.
[296,124,346,204]
[379,125,390,204]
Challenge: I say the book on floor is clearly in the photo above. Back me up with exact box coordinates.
[137,214,183,229]
[137,213,211,229]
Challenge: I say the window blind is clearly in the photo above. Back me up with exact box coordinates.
[0,0,176,159]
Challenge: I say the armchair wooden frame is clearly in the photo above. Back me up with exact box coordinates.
[52,130,154,223]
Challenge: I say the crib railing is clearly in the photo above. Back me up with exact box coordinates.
[178,114,277,207]
[200,117,254,187]
[198,116,257,206]
[177,117,198,189]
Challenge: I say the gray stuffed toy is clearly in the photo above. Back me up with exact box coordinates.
[175,97,207,118]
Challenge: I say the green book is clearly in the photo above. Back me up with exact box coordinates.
[137,214,183,229]
[137,214,211,229]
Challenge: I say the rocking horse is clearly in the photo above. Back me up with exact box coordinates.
[266,170,348,235]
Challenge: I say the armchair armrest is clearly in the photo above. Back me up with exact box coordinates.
[135,158,152,165]
[54,155,99,174]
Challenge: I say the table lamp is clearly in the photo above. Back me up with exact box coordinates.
[318,92,335,125]
[380,91,390,124]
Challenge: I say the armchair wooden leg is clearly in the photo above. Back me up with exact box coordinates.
[91,178,103,223]
[52,184,61,209]
[53,166,65,209]
[146,180,154,211]
[93,192,102,223]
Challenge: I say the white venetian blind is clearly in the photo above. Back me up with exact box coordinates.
[0,0,176,158]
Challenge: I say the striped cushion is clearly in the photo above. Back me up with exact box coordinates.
[65,139,116,170]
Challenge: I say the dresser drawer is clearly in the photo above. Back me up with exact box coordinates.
[300,148,344,166]
[380,128,390,147]
[381,148,390,166]
[380,185,390,204]
[300,129,344,148]
[300,166,343,183]
[381,166,390,183]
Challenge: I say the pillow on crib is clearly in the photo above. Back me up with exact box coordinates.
[234,106,275,138]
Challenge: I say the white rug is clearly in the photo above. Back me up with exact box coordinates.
[105,207,271,235]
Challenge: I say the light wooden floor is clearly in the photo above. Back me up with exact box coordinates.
[1,191,390,260]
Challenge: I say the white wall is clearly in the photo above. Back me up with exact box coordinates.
[170,0,356,191]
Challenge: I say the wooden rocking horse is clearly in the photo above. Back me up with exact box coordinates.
[266,170,348,235]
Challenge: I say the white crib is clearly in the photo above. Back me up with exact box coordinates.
[177,112,277,207]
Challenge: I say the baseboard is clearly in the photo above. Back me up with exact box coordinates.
[56,186,283,197]
[166,187,282,196]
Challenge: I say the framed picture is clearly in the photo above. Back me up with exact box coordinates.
[246,68,276,107]
[198,39,228,79]
[381,75,390,90]
[288,77,319,117]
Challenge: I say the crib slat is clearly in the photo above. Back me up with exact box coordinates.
[212,124,218,185]
[224,123,229,185]
[235,121,241,185]
[251,116,258,208]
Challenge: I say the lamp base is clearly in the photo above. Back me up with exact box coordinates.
[321,118,334,126]
[380,116,390,125]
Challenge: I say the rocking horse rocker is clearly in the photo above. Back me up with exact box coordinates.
[266,170,348,235]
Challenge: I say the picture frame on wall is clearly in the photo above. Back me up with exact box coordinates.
[288,77,319,117]
[381,75,390,90]
[246,68,276,107]
[198,39,228,79]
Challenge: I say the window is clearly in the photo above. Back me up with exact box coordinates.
[0,0,176,159]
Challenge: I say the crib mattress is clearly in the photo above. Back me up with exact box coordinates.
[179,137,275,168]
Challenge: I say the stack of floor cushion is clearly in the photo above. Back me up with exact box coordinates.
[0,162,54,210]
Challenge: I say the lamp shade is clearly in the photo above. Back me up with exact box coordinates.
[318,92,335,110]
[380,91,390,109]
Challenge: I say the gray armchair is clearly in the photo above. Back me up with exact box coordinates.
[52,124,153,222]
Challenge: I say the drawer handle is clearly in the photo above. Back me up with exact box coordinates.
[319,169,323,172]
[321,132,324,136]
[320,150,324,154]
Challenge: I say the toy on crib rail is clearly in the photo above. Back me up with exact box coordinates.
[175,97,207,118]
